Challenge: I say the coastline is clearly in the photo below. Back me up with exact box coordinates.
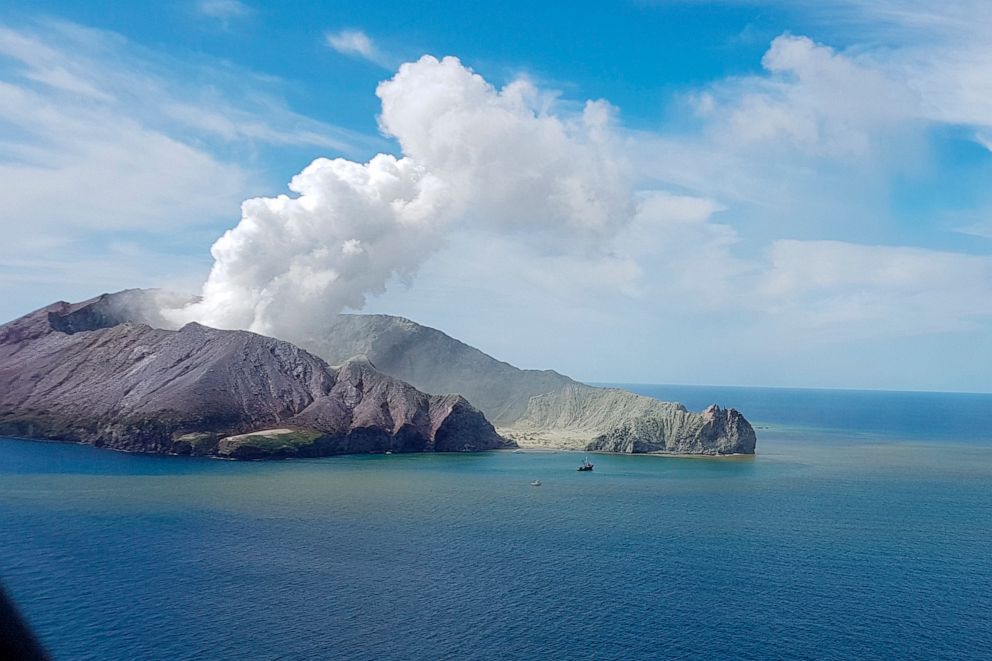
[499,447,756,460]
[0,433,754,461]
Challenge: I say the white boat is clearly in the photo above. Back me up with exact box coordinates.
[531,480,542,486]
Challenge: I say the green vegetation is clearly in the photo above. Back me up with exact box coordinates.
[218,428,325,458]
[171,432,221,455]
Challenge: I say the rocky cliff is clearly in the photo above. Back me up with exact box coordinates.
[496,385,756,454]
[309,314,757,455]
[1,289,756,457]
[0,294,506,458]
[584,402,755,455]
[308,314,576,426]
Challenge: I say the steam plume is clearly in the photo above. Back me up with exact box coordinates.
[167,56,633,341]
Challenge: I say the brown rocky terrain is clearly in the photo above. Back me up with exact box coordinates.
[0,289,755,457]
[0,294,506,458]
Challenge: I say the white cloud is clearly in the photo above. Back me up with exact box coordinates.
[0,19,382,320]
[0,25,244,240]
[0,21,377,236]
[196,0,252,22]
[748,1,992,148]
[326,29,390,67]
[169,55,636,340]
[378,57,632,239]
[168,42,992,361]
[622,11,992,348]
[628,38,933,254]
[754,240,992,338]
[954,220,992,239]
[683,34,923,164]
[625,193,753,309]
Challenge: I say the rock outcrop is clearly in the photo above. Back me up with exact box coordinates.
[1,289,756,456]
[309,314,757,455]
[586,403,756,455]
[503,385,756,454]
[308,314,576,426]
[0,295,506,458]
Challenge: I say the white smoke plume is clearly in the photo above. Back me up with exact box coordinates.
[167,55,634,341]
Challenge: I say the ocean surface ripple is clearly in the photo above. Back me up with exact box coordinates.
[1,386,990,660]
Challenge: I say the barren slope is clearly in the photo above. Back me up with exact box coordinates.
[0,295,505,458]
[310,314,757,454]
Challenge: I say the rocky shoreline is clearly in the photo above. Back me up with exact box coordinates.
[0,295,507,459]
[0,290,756,460]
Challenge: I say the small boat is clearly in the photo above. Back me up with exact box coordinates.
[531,480,542,487]
[577,456,594,472]
[385,451,393,455]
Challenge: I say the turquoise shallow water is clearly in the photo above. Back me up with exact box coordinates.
[1,387,991,660]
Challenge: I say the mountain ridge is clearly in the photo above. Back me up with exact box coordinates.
[0,294,506,458]
[1,289,756,456]
[306,312,757,454]
[306,313,577,426]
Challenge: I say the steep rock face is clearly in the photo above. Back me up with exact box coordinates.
[510,385,756,454]
[0,296,505,458]
[310,314,757,455]
[513,384,691,437]
[287,356,504,455]
[586,404,756,455]
[6,290,755,456]
[307,314,575,426]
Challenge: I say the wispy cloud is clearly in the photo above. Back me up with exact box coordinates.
[615,16,992,342]
[3,5,991,390]
[753,240,992,339]
[955,220,992,239]
[196,0,253,22]
[0,23,243,235]
[0,18,381,315]
[348,11,992,372]
[325,29,391,68]
[743,1,992,145]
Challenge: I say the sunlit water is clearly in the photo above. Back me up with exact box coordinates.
[1,387,991,660]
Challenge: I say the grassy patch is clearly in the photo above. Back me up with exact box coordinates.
[218,428,324,458]
[172,432,221,455]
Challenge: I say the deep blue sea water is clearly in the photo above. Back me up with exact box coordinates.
[1,386,991,660]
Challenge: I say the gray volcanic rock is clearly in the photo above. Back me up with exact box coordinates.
[307,314,757,455]
[509,385,755,454]
[8,289,755,456]
[306,314,576,426]
[586,403,756,455]
[0,295,506,458]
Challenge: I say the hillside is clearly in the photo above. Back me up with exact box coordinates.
[307,314,756,454]
[1,289,756,456]
[0,294,506,458]
[307,314,576,426]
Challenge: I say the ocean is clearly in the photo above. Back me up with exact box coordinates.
[1,386,990,660]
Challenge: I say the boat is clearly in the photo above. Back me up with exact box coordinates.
[531,480,542,486]
[577,457,594,472]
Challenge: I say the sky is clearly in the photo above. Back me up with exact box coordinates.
[0,0,990,392]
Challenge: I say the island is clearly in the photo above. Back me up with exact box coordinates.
[0,293,505,458]
[0,290,756,458]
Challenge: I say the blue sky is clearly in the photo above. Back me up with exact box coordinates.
[1,1,990,392]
